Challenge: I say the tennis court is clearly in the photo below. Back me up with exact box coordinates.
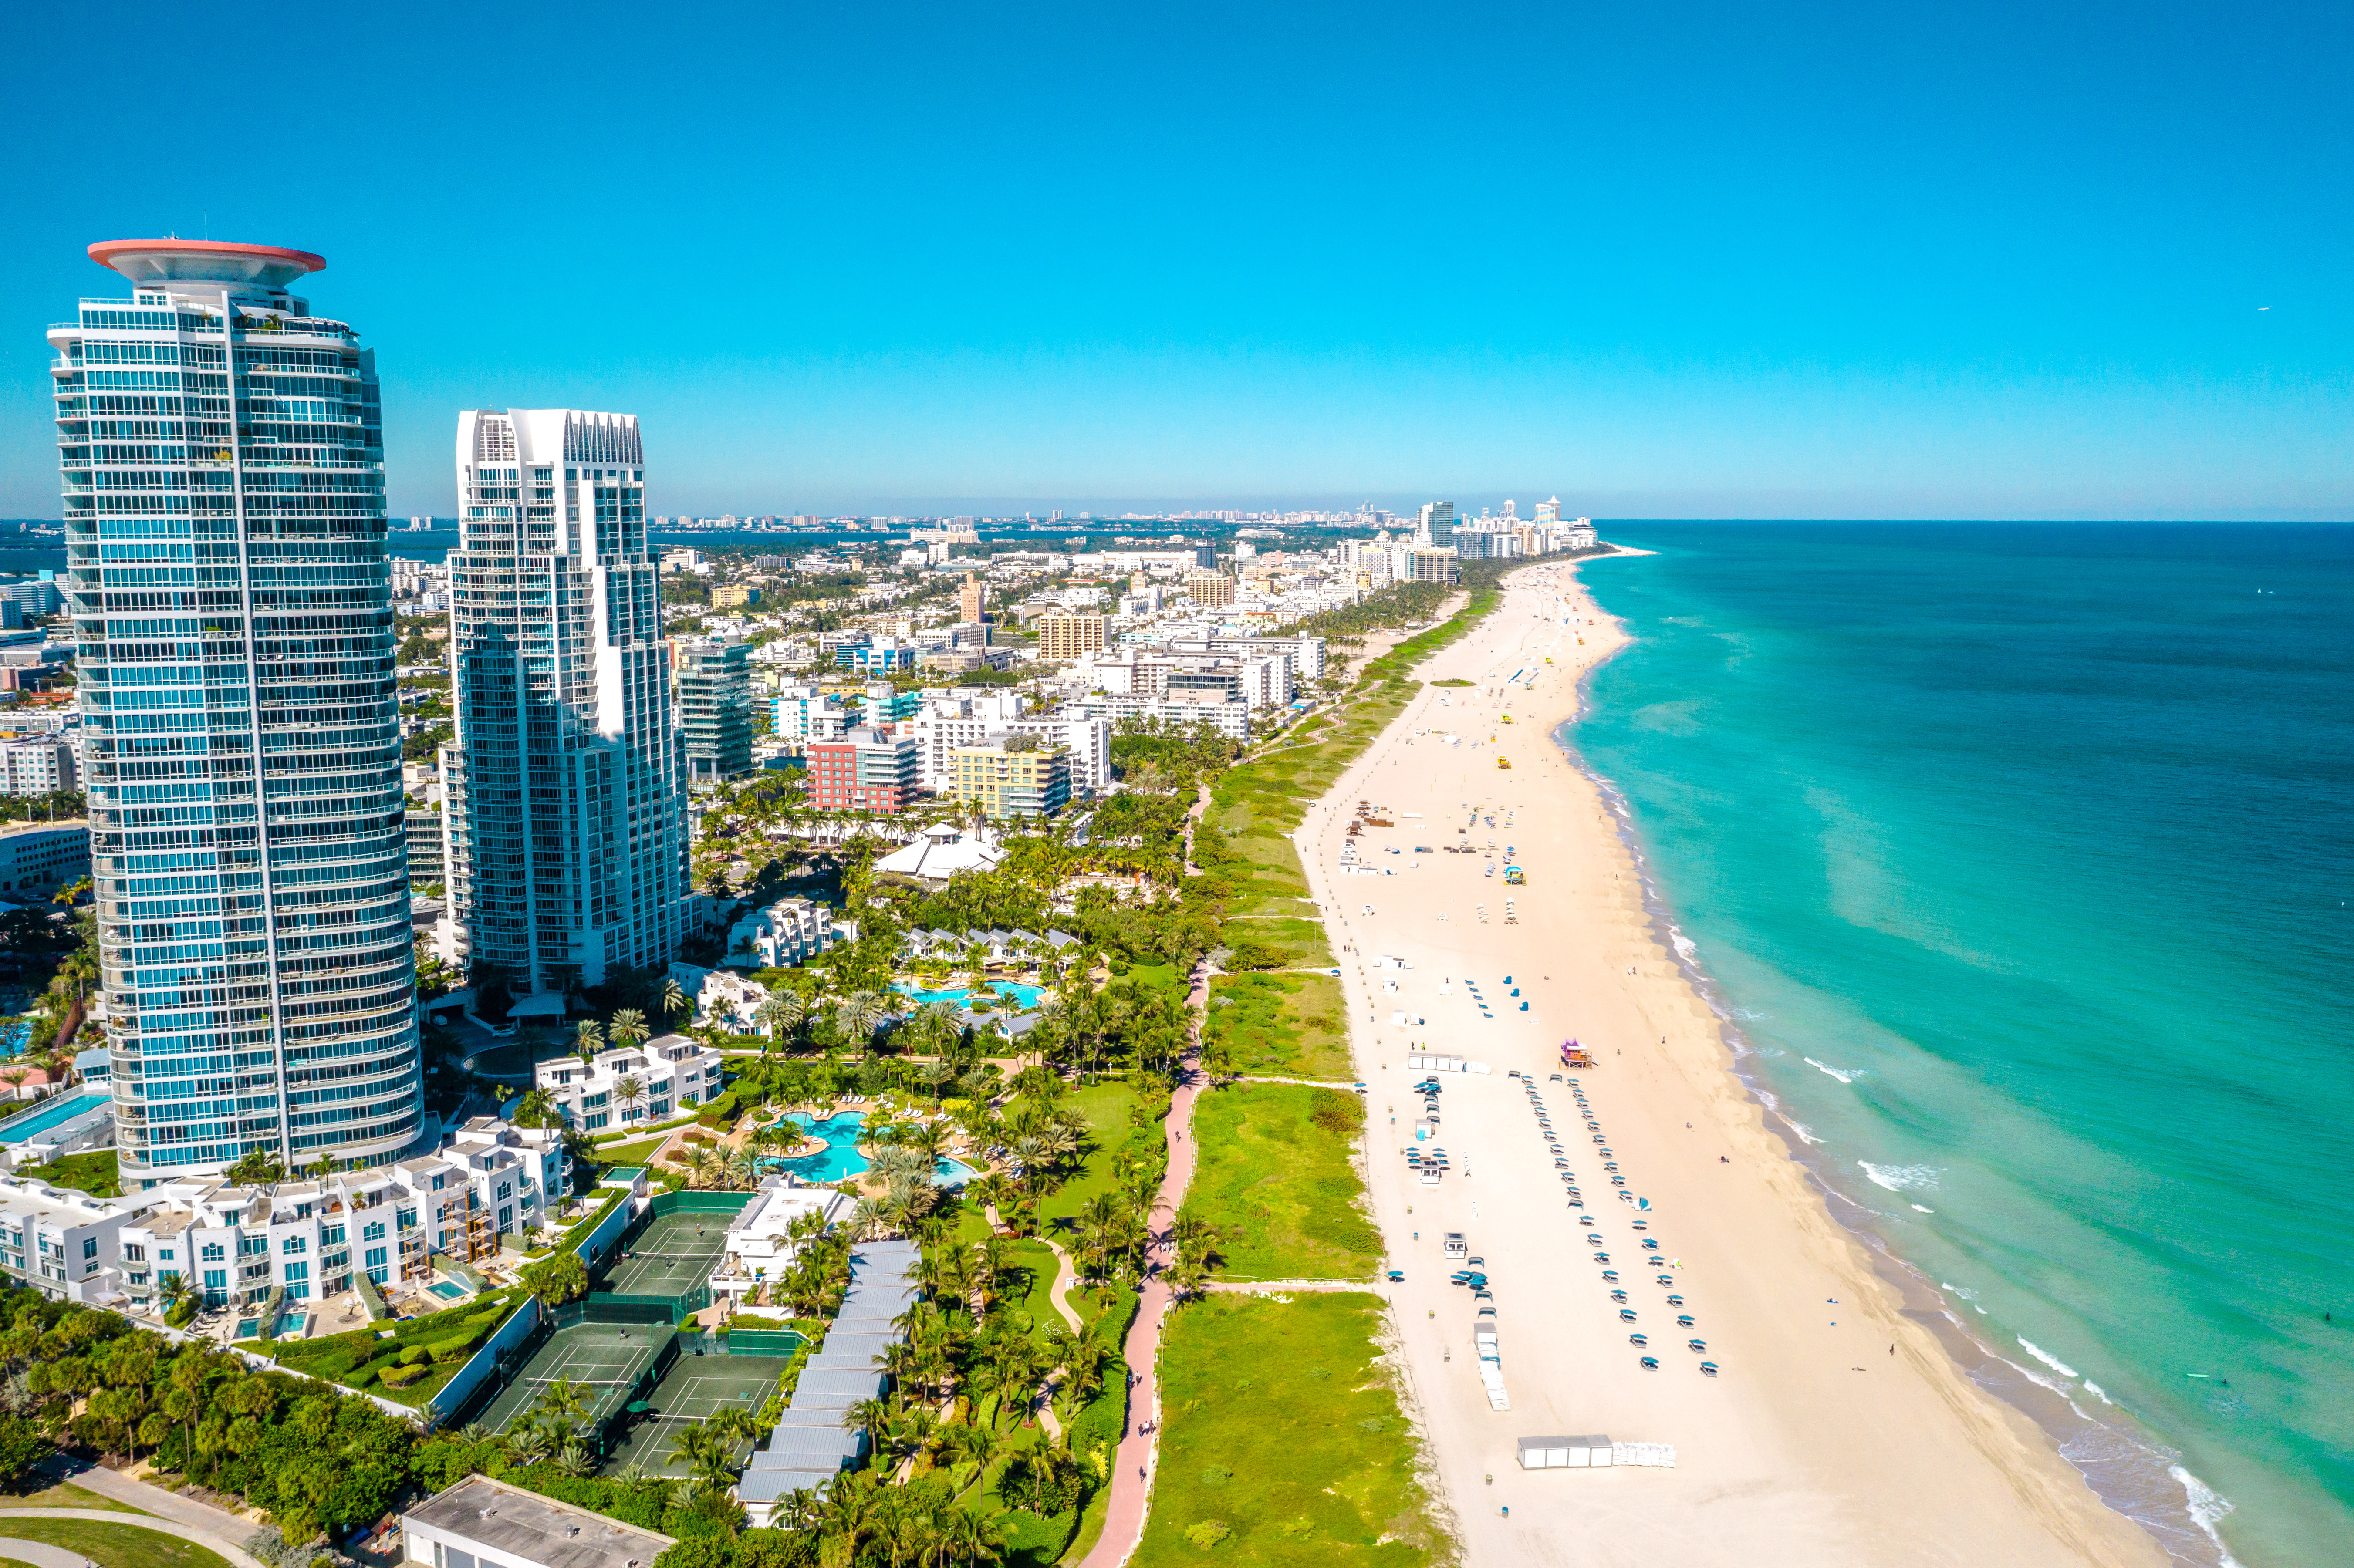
[473,1320,675,1444]
[601,1350,799,1478]
[599,1210,732,1300]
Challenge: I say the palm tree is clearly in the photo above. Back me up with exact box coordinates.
[671,1419,739,1492]
[754,991,805,1055]
[553,1440,595,1476]
[513,1086,561,1130]
[662,975,691,1032]
[842,1396,892,1457]
[834,990,887,1055]
[609,1008,650,1049]
[614,1074,648,1124]
[574,1019,604,1066]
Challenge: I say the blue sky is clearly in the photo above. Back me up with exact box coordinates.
[3,0,2348,519]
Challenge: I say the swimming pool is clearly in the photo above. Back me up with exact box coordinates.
[766,1110,976,1187]
[893,980,1045,1012]
[426,1281,466,1301]
[0,1092,108,1145]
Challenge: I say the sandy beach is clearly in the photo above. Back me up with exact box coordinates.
[1294,560,2168,1568]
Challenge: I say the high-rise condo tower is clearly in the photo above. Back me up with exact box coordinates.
[436,411,685,1001]
[55,240,424,1187]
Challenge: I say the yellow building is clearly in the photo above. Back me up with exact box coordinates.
[959,572,986,624]
[1037,611,1109,662]
[714,583,761,608]
[1183,570,1236,608]
[952,741,1071,819]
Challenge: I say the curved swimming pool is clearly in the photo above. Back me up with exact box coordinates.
[765,1110,977,1187]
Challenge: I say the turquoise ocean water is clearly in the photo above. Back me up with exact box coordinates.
[1563,524,2351,1568]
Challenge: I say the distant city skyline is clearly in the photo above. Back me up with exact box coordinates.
[6,1,2351,523]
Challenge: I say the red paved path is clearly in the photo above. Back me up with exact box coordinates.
[1076,961,1208,1568]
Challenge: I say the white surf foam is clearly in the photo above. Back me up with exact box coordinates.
[1782,1117,1822,1146]
[1858,1161,1939,1192]
[2170,1465,2245,1568]
[2082,1380,2113,1405]
[1910,1203,1934,1213]
[2018,1337,2082,1380]
[1804,1057,1860,1082]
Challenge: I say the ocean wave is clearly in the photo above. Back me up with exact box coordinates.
[2018,1337,2083,1380]
[1671,931,1699,964]
[1858,1161,1939,1192]
[2170,1465,2245,1568]
[1804,1057,1861,1082]
[1782,1117,1822,1146]
[2082,1380,2113,1405]
[1910,1203,1934,1213]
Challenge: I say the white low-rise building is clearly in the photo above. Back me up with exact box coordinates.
[873,824,1007,888]
[708,1177,855,1305]
[533,1032,725,1133]
[726,895,835,968]
[0,1116,569,1312]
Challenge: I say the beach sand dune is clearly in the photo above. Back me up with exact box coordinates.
[1299,563,2163,1568]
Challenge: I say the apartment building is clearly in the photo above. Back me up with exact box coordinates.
[405,809,444,883]
[3,1116,571,1312]
[0,738,74,796]
[1183,570,1236,608]
[725,895,836,968]
[532,1033,725,1133]
[951,741,1070,819]
[678,640,754,785]
[61,239,425,1185]
[441,408,686,1001]
[1037,610,1108,662]
[806,727,921,815]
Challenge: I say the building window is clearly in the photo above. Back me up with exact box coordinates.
[363,1221,386,1242]
[81,1238,96,1261]
[202,1242,224,1262]
[282,1237,306,1256]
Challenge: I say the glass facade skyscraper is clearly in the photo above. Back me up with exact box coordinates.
[436,411,685,1001]
[54,240,423,1186]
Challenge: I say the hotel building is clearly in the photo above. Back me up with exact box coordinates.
[54,239,424,1187]
[438,411,686,999]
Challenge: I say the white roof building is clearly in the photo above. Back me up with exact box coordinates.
[873,824,1007,888]
[708,1177,854,1304]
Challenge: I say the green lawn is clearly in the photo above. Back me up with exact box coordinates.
[1003,1239,1065,1329]
[1182,1083,1380,1281]
[1,1479,143,1513]
[1132,1293,1444,1568]
[1036,1081,1164,1237]
[1206,973,1352,1081]
[0,1518,235,1568]
[592,1134,672,1169]
[7,1148,119,1198]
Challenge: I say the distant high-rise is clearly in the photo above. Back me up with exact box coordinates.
[57,240,424,1188]
[439,411,684,999]
[1417,502,1456,550]
[678,641,754,785]
[958,572,985,625]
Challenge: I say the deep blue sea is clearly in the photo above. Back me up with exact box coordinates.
[1565,523,2352,1568]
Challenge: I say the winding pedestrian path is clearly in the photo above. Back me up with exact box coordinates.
[1074,958,1209,1568]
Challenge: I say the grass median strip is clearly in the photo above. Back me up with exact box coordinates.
[1133,1292,1445,1568]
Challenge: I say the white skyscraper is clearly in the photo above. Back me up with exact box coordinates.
[436,411,685,1000]
[56,240,424,1192]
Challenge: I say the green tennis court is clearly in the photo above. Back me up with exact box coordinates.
[474,1321,672,1442]
[600,1211,732,1298]
[600,1351,798,1478]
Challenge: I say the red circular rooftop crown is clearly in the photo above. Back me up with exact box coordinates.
[88,239,325,291]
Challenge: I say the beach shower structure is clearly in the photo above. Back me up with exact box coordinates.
[56,240,426,1185]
